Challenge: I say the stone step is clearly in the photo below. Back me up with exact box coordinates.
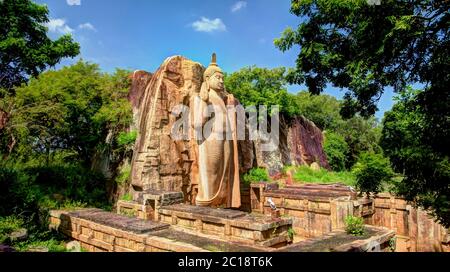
[160,204,247,219]
[65,209,170,234]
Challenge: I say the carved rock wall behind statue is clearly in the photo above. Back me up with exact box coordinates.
[130,56,204,202]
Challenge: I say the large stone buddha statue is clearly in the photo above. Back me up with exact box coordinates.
[192,53,241,208]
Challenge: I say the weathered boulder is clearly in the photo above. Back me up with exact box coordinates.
[248,115,330,175]
[66,241,81,252]
[310,162,321,171]
[8,228,28,242]
[288,116,329,169]
[128,70,153,131]
[90,70,154,203]
[27,246,49,252]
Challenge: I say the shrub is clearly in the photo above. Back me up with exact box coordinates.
[115,164,131,185]
[323,131,349,171]
[243,167,270,186]
[117,131,137,147]
[0,216,25,243]
[345,216,365,236]
[287,227,296,242]
[0,163,109,234]
[25,164,108,207]
[0,166,40,217]
[120,193,132,201]
[352,152,394,196]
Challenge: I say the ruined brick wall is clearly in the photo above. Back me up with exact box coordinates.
[372,193,449,252]
[261,196,373,238]
[251,183,370,238]
[253,185,448,251]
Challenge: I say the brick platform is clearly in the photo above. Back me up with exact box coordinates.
[250,183,374,238]
[49,208,397,252]
[158,204,293,247]
[49,209,269,252]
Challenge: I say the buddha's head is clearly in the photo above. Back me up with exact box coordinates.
[203,53,224,92]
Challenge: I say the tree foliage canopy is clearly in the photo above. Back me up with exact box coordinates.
[3,60,132,166]
[225,68,383,171]
[224,66,299,117]
[295,91,342,130]
[0,0,80,91]
[276,0,449,227]
[275,0,449,117]
[323,131,348,172]
[381,88,450,227]
[352,151,394,196]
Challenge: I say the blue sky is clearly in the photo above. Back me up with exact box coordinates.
[37,0,395,119]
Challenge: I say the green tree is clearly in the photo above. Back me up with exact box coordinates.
[323,131,348,171]
[275,0,449,117]
[0,0,80,91]
[381,88,450,227]
[295,91,342,130]
[352,152,394,196]
[336,116,382,168]
[7,60,131,166]
[276,0,449,226]
[225,66,382,170]
[224,66,299,117]
[0,0,80,156]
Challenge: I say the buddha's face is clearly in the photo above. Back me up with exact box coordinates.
[208,72,224,92]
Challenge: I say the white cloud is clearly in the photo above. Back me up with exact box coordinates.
[67,0,81,6]
[231,1,247,12]
[45,18,74,34]
[191,17,226,33]
[78,23,96,32]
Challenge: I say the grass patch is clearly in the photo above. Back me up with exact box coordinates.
[14,238,67,252]
[0,215,69,252]
[292,165,356,186]
[243,167,270,186]
[120,193,132,201]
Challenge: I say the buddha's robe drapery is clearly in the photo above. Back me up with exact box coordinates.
[193,89,241,208]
